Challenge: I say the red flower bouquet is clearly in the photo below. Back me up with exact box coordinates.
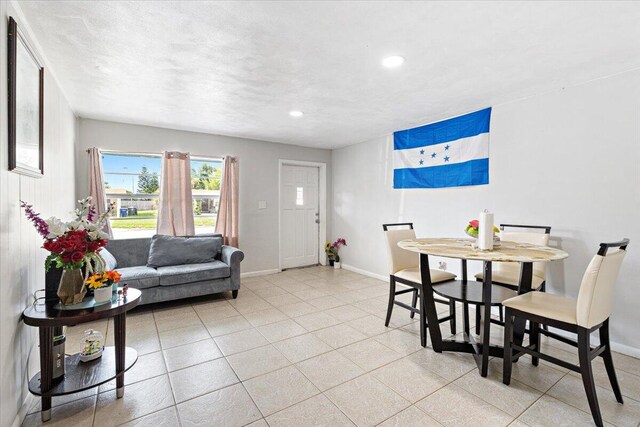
[21,197,113,273]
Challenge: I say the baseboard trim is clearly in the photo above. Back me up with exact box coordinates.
[341,263,387,281]
[611,342,640,359]
[12,392,36,427]
[241,269,280,278]
[548,327,640,359]
[341,264,640,359]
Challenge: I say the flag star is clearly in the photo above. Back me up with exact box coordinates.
[444,156,450,162]
[444,144,450,151]
[431,152,436,158]
[419,159,424,165]
[419,149,425,155]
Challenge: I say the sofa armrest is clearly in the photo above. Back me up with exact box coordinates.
[221,245,244,266]
[221,245,244,289]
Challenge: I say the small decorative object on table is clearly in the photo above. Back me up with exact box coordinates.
[118,284,129,299]
[465,219,500,250]
[327,238,347,269]
[20,197,114,305]
[85,270,121,304]
[79,329,104,362]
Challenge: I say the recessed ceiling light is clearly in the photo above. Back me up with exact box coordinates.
[382,55,405,68]
[289,110,304,117]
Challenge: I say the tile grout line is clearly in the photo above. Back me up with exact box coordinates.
[540,375,630,426]
[511,371,572,422]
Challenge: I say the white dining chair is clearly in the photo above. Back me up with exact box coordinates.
[502,239,629,427]
[474,224,551,330]
[383,223,457,346]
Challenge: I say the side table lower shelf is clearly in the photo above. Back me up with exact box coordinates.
[28,346,138,397]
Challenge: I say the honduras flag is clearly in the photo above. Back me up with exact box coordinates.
[393,108,491,188]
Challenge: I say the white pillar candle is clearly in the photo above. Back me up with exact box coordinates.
[478,210,494,250]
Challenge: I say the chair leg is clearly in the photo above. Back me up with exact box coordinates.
[599,319,623,403]
[475,304,481,333]
[503,308,514,385]
[539,282,549,332]
[463,302,470,336]
[449,300,456,334]
[578,327,604,427]
[418,282,427,347]
[385,276,396,327]
[530,321,540,366]
[499,306,504,323]
[410,289,418,319]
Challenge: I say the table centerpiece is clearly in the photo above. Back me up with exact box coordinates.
[465,219,501,249]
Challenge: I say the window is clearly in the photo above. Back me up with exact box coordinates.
[296,187,304,206]
[190,156,222,233]
[102,152,222,239]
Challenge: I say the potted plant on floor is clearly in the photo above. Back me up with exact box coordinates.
[324,241,335,266]
[331,238,347,269]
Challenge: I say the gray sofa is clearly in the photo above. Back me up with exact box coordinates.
[103,234,244,305]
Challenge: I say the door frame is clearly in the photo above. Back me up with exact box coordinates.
[278,159,328,271]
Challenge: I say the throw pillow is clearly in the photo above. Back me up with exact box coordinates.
[147,234,222,268]
[99,247,118,270]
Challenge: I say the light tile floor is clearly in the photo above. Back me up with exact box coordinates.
[23,266,640,426]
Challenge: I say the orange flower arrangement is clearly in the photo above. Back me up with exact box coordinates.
[85,270,121,290]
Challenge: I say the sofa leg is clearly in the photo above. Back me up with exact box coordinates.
[232,290,238,299]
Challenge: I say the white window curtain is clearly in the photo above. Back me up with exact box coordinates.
[157,151,195,236]
[87,147,113,238]
[215,156,239,247]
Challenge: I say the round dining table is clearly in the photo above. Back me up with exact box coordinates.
[398,237,568,377]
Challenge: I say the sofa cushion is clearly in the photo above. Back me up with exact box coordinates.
[147,235,223,268]
[105,238,152,268]
[157,261,230,287]
[99,248,117,270]
[117,266,160,290]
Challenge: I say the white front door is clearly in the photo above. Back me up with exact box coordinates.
[280,165,319,269]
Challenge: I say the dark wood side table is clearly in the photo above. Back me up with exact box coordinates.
[22,288,141,422]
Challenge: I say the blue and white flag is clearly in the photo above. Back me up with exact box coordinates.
[393,108,491,188]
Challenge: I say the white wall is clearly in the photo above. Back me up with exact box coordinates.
[76,119,332,274]
[332,69,640,354]
[0,3,78,427]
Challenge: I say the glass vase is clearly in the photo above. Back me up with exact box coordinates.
[58,269,86,305]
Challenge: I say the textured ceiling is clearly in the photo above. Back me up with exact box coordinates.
[19,1,640,148]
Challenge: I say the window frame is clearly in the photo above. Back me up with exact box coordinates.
[101,150,223,238]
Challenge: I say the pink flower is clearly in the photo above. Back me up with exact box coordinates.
[87,204,96,222]
[332,238,347,251]
[20,201,49,238]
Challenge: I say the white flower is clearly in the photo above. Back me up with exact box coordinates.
[88,230,109,241]
[45,217,68,238]
[67,220,85,231]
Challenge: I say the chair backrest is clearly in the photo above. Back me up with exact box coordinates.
[497,224,551,279]
[382,223,417,275]
[576,239,629,328]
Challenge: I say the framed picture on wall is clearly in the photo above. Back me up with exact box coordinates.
[8,16,44,177]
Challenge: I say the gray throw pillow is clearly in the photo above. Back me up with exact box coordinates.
[147,234,223,268]
[99,247,118,270]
